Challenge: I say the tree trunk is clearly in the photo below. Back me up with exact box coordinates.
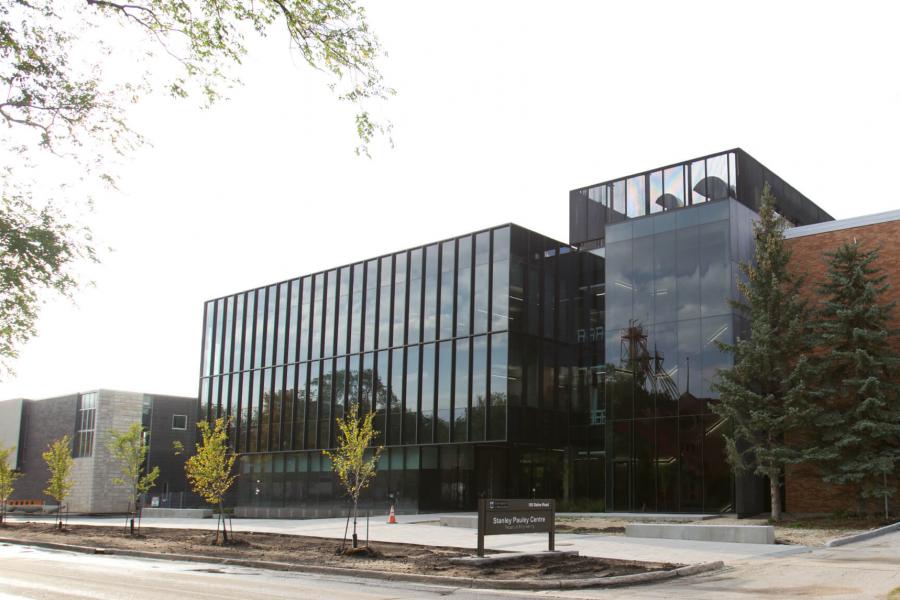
[770,473,781,522]
[351,500,358,549]
[220,502,229,544]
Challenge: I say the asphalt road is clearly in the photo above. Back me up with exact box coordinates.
[1,532,899,600]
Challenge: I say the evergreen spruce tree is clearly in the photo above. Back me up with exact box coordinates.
[814,240,900,518]
[713,184,820,521]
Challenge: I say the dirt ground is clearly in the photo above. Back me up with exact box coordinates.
[0,522,671,581]
[555,514,893,546]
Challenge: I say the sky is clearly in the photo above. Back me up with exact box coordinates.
[1,1,899,400]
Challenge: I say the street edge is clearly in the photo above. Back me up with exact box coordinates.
[0,536,724,590]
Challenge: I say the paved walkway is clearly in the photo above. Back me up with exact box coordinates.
[9,513,805,565]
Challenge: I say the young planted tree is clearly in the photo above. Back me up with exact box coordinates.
[813,240,900,518]
[713,184,820,521]
[182,417,236,544]
[43,435,74,530]
[324,402,383,550]
[108,422,160,535]
[0,445,21,526]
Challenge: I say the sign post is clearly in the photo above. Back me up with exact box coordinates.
[476,498,555,557]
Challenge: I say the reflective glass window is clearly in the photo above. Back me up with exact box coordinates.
[588,184,608,206]
[728,152,737,199]
[649,170,664,214]
[361,352,374,415]
[471,335,487,441]
[271,366,284,450]
[676,225,701,320]
[298,277,311,362]
[247,369,260,452]
[232,294,245,372]
[318,360,333,449]
[294,362,308,450]
[612,180,626,215]
[493,227,510,262]
[364,261,377,352]
[699,220,730,317]
[350,264,363,353]
[283,364,295,450]
[213,299,224,375]
[333,356,347,421]
[336,269,350,356]
[436,341,452,443]
[439,242,455,339]
[323,270,337,358]
[653,230,678,324]
[456,236,472,336]
[389,348,403,445]
[202,302,214,377]
[706,154,730,201]
[375,350,389,445]
[275,283,288,365]
[419,343,435,443]
[489,333,507,440]
[423,245,439,341]
[691,159,707,204]
[306,361,319,449]
[287,280,299,363]
[239,372,251,452]
[265,285,276,367]
[404,345,419,444]
[347,354,360,406]
[378,257,393,349]
[222,296,234,374]
[407,249,422,344]
[626,175,646,217]
[454,338,469,442]
[474,232,490,334]
[310,275,324,360]
[663,165,685,210]
[259,367,273,451]
[393,253,407,346]
[253,289,266,368]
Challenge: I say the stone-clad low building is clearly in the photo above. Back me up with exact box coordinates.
[784,209,900,514]
[0,389,196,513]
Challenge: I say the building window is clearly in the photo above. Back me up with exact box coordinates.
[172,414,188,430]
[74,392,97,458]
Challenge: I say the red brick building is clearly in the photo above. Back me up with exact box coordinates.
[784,210,900,514]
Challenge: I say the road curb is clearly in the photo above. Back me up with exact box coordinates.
[825,521,900,547]
[0,535,724,590]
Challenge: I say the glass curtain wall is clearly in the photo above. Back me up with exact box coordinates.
[201,226,514,510]
[602,199,753,513]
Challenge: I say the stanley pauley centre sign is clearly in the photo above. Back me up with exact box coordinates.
[476,498,556,557]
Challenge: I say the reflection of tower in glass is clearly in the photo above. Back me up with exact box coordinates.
[618,320,677,400]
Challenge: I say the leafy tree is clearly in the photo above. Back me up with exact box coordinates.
[0,0,392,374]
[0,445,21,526]
[108,422,160,535]
[182,417,236,544]
[713,184,820,521]
[0,194,95,376]
[813,240,900,518]
[323,402,382,550]
[43,435,74,529]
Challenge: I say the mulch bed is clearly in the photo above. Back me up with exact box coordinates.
[0,522,672,580]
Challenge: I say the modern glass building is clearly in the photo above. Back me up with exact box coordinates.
[199,148,833,517]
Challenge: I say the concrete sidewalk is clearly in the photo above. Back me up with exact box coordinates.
[9,512,807,565]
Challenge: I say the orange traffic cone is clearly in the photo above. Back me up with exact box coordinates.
[387,505,397,524]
